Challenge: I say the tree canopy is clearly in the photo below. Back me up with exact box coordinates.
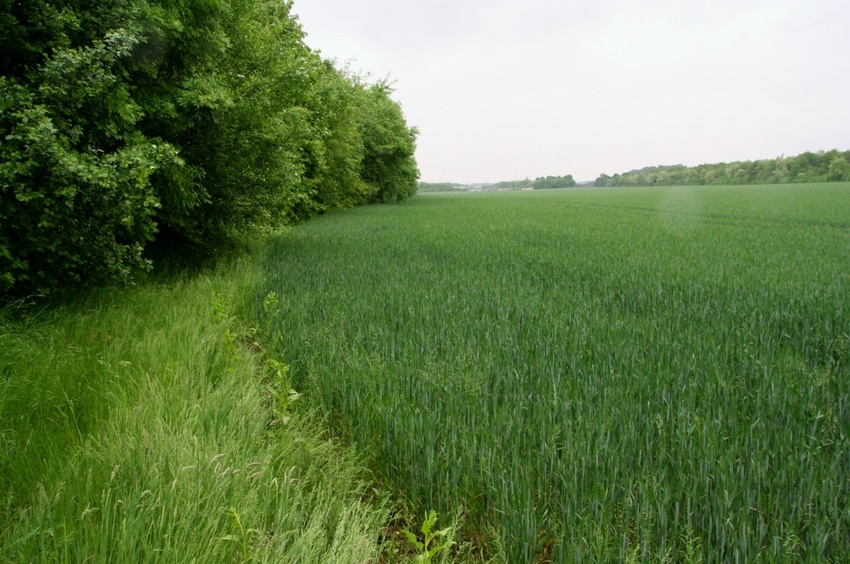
[0,0,419,295]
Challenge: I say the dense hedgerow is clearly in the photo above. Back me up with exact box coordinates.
[0,0,419,296]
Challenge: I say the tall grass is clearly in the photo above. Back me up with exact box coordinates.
[0,255,388,562]
[259,184,850,561]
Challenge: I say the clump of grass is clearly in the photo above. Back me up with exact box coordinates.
[0,254,388,562]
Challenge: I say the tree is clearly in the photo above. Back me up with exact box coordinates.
[0,29,180,294]
[828,156,850,182]
[532,175,576,189]
[592,150,849,189]
[293,61,375,216]
[358,82,420,203]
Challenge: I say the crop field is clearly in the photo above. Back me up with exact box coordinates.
[258,184,850,562]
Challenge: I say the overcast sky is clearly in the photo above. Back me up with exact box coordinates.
[293,0,850,183]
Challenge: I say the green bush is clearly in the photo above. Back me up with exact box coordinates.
[0,31,179,294]
[359,83,420,203]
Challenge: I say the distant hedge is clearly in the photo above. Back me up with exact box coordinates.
[0,0,419,295]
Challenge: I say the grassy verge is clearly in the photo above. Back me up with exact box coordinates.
[0,252,390,562]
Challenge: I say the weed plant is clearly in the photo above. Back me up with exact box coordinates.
[259,184,850,561]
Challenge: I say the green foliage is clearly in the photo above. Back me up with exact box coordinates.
[0,0,135,78]
[399,510,455,563]
[0,30,180,294]
[532,174,576,189]
[418,182,467,193]
[489,174,577,190]
[131,0,314,239]
[595,149,850,187]
[292,62,377,216]
[828,155,850,181]
[489,178,533,190]
[1,0,420,296]
[260,184,850,561]
[359,82,420,203]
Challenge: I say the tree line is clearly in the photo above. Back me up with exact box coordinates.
[0,0,419,296]
[417,182,467,193]
[595,150,850,188]
[490,174,577,190]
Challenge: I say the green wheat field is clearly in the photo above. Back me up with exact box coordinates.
[259,184,850,562]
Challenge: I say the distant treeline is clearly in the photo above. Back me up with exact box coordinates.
[595,150,850,187]
[491,175,577,190]
[419,175,577,192]
[418,182,468,192]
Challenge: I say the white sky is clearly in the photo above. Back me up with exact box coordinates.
[292,0,850,183]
